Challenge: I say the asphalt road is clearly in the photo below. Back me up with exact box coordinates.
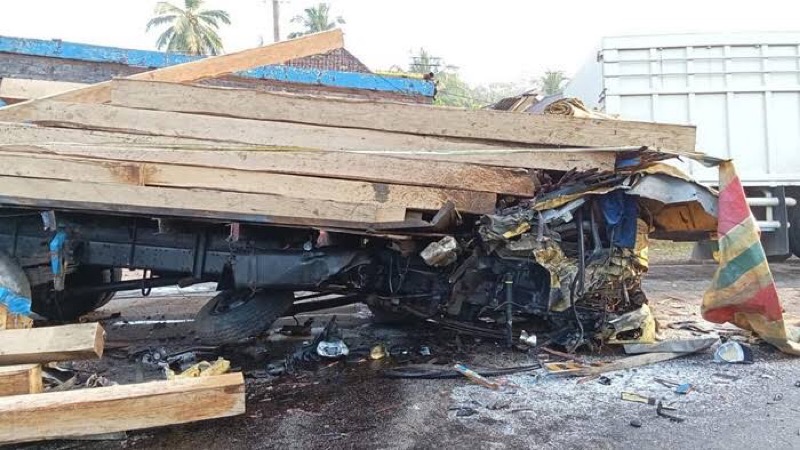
[25,261,800,450]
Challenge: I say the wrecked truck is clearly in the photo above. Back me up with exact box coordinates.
[0,155,718,348]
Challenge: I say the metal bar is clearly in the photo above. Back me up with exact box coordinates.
[747,197,798,207]
[575,207,586,295]
[127,218,138,268]
[192,230,208,280]
[505,274,514,348]
[64,276,183,297]
[287,294,360,315]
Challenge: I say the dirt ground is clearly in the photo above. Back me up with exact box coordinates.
[20,258,800,450]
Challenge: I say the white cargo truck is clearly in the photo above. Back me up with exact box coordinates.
[566,32,800,259]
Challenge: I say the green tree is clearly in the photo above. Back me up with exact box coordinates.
[146,0,231,56]
[406,49,527,108]
[538,70,568,95]
[288,3,345,39]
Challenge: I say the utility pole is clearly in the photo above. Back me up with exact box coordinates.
[272,0,281,42]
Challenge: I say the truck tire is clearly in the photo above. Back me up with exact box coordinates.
[790,206,800,258]
[0,252,31,298]
[194,289,295,345]
[31,267,122,321]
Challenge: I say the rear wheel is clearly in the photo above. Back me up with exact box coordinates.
[194,289,296,344]
[31,267,122,320]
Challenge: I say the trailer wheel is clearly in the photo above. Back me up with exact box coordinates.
[194,289,295,344]
[31,267,122,321]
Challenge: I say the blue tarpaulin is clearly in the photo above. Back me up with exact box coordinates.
[599,190,639,248]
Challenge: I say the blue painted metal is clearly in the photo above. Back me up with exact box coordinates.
[0,287,31,316]
[49,230,67,275]
[0,35,434,96]
[0,99,5,107]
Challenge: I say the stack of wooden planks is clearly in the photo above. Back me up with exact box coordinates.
[0,29,698,230]
[0,322,245,444]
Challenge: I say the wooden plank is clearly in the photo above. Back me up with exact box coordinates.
[0,29,344,111]
[0,372,245,444]
[129,29,344,83]
[0,100,494,150]
[0,102,616,172]
[0,323,104,365]
[0,176,407,226]
[0,78,87,101]
[110,78,697,151]
[0,152,497,214]
[0,138,536,196]
[574,352,687,377]
[0,305,33,330]
[0,364,41,397]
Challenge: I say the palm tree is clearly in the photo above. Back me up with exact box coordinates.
[288,3,344,39]
[146,0,231,56]
[539,70,568,96]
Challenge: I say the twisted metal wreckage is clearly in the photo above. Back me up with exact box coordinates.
[364,149,721,352]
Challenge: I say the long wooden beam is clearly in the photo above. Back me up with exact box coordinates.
[0,372,245,444]
[0,364,41,397]
[109,78,697,151]
[0,152,497,214]
[0,175,407,227]
[0,137,536,196]
[0,101,616,172]
[0,29,344,108]
[131,30,344,83]
[0,323,104,365]
[0,78,87,101]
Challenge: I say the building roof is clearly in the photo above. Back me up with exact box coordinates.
[0,35,433,97]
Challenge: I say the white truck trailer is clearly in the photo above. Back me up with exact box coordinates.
[566,32,800,259]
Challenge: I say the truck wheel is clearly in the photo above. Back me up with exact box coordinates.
[194,289,295,344]
[31,267,122,321]
[0,252,31,298]
[790,206,800,258]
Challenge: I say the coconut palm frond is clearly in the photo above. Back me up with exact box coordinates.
[146,14,178,32]
[199,9,231,25]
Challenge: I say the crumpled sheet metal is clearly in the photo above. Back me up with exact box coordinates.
[607,304,657,344]
[628,173,718,239]
[532,240,577,312]
[420,236,458,267]
[703,161,800,355]
[534,164,717,241]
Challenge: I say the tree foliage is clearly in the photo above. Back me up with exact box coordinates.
[288,3,345,39]
[146,0,230,56]
[538,70,568,95]
[406,48,529,108]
